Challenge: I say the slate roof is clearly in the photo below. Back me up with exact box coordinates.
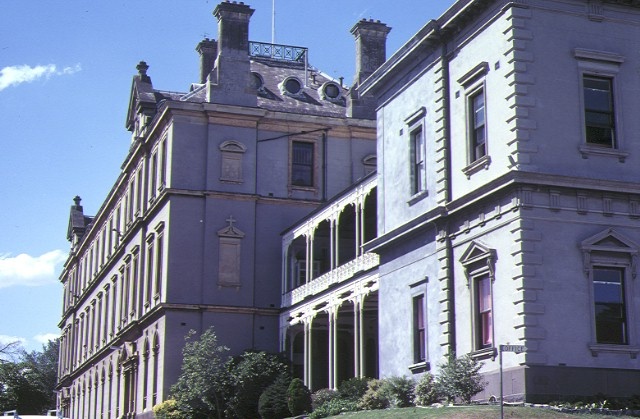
[171,56,349,117]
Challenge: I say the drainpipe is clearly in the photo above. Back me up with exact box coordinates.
[322,130,328,201]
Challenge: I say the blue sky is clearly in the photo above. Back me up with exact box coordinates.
[0,0,451,352]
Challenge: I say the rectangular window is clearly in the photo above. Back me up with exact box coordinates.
[150,152,158,199]
[411,127,426,195]
[584,76,615,148]
[476,274,492,349]
[155,234,164,298]
[291,141,314,187]
[593,267,627,344]
[413,295,426,363]
[470,89,486,162]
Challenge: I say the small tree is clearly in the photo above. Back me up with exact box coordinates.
[287,377,312,415]
[436,353,485,404]
[414,372,440,406]
[153,399,182,419]
[382,376,415,407]
[258,373,291,419]
[170,327,231,419]
[338,377,370,402]
[226,351,290,419]
[358,379,389,410]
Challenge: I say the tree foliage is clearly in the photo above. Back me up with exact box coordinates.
[436,353,486,403]
[258,373,291,419]
[169,328,231,419]
[225,351,290,419]
[414,372,440,406]
[0,339,59,414]
[287,377,312,415]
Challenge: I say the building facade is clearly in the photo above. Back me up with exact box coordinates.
[279,0,640,404]
[358,0,640,403]
[59,0,640,414]
[56,2,381,417]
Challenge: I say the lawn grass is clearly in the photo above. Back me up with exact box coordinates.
[325,405,640,418]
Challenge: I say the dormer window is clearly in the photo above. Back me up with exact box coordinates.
[280,77,303,96]
[320,82,342,101]
[251,72,264,92]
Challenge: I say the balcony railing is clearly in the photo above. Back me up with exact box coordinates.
[249,41,307,63]
[282,252,379,306]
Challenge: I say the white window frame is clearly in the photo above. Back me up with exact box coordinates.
[460,241,497,360]
[459,62,491,178]
[575,48,627,161]
[581,228,639,358]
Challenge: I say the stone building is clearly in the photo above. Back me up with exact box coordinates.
[56,2,382,417]
[280,0,640,404]
[59,0,640,414]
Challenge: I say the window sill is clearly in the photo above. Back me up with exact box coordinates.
[470,347,497,361]
[408,361,430,374]
[589,343,639,359]
[462,155,491,179]
[408,190,428,206]
[579,145,628,162]
[290,184,316,191]
[220,178,244,184]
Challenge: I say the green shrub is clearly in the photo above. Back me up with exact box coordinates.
[382,376,415,407]
[287,378,311,416]
[258,373,291,419]
[311,388,339,411]
[309,398,359,419]
[358,379,389,410]
[414,372,440,406]
[287,378,312,415]
[436,353,486,404]
[338,377,370,402]
[152,399,183,418]
[226,351,290,419]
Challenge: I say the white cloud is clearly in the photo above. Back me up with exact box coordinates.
[33,333,59,345]
[0,250,67,288]
[0,63,81,91]
[0,334,26,347]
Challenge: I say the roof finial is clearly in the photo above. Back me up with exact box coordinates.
[136,61,149,76]
[73,196,82,206]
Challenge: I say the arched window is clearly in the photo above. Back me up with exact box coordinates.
[219,140,247,183]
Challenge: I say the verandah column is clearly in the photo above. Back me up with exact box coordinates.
[303,317,314,390]
[353,296,362,378]
[327,307,335,389]
[359,296,365,377]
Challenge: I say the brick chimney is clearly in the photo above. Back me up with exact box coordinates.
[351,19,391,87]
[196,38,218,84]
[207,1,256,106]
[347,19,391,119]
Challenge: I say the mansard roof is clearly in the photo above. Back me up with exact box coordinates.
[126,50,350,128]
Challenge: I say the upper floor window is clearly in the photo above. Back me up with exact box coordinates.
[411,126,426,195]
[219,140,247,184]
[458,62,491,177]
[574,48,626,161]
[291,141,314,187]
[583,76,615,148]
[470,89,487,161]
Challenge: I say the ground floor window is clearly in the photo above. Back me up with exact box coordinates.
[593,267,627,344]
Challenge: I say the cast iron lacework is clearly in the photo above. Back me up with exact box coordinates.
[249,41,307,63]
